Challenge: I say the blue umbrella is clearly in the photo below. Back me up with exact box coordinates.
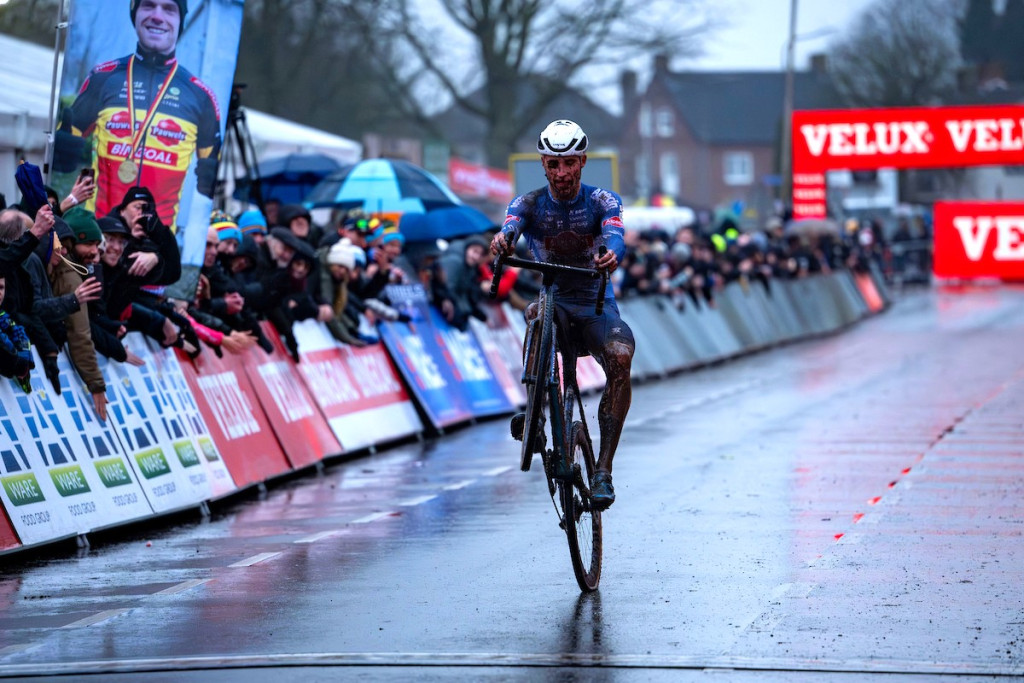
[399,205,496,243]
[305,158,461,213]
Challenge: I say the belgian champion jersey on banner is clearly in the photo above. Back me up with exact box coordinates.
[62,48,221,228]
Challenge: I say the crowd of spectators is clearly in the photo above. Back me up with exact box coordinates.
[0,167,918,424]
[0,178,419,418]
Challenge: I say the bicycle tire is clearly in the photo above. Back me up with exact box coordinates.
[520,293,553,472]
[562,420,602,592]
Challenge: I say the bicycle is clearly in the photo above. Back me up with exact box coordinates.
[489,248,609,592]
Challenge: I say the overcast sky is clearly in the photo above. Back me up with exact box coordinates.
[688,0,880,71]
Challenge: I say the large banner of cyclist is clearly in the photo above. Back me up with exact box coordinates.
[51,0,245,269]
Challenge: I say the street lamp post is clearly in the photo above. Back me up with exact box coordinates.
[779,0,798,208]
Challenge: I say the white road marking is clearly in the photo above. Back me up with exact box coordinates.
[60,609,130,629]
[154,579,208,595]
[351,511,396,524]
[228,552,281,568]
[442,479,474,491]
[294,530,343,544]
[483,466,512,476]
[397,495,437,507]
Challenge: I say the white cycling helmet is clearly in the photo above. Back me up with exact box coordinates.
[536,119,589,157]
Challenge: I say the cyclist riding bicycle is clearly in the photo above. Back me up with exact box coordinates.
[490,119,635,509]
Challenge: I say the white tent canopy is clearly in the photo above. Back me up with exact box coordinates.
[0,33,55,203]
[241,108,362,165]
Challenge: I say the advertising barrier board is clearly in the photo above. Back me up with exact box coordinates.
[380,285,474,430]
[176,346,292,488]
[292,320,422,451]
[0,351,153,545]
[108,334,238,504]
[237,323,341,469]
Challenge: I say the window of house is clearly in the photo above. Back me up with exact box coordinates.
[723,151,754,186]
[659,152,679,196]
[655,107,674,137]
[638,103,652,137]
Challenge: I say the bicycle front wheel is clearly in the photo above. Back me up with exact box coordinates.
[521,295,553,471]
[561,420,602,592]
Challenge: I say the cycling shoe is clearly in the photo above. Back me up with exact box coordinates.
[590,470,615,510]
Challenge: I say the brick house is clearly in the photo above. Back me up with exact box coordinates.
[617,55,839,226]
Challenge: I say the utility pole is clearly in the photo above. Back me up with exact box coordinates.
[779,0,798,208]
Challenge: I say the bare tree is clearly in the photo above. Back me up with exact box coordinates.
[374,0,721,166]
[826,0,962,107]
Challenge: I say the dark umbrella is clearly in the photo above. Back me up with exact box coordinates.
[305,158,460,213]
[235,153,343,205]
[398,205,495,243]
[15,160,49,217]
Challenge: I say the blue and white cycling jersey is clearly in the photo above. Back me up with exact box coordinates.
[501,184,625,302]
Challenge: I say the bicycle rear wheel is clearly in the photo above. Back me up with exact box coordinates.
[520,294,553,471]
[561,420,602,592]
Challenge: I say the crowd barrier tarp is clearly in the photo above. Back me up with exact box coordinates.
[429,308,516,419]
[469,305,527,408]
[176,346,293,489]
[788,279,831,335]
[616,300,666,380]
[237,323,341,469]
[291,320,422,452]
[716,284,762,350]
[671,299,724,363]
[695,298,746,358]
[0,351,153,546]
[628,297,694,372]
[104,335,232,510]
[825,273,864,326]
[745,281,791,344]
[761,281,806,342]
[837,271,870,319]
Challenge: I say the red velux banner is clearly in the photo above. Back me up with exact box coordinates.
[793,105,1024,173]
[790,104,1024,220]
[933,201,1024,280]
[448,157,512,205]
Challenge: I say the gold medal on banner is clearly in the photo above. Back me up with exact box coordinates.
[121,56,178,186]
[117,159,139,184]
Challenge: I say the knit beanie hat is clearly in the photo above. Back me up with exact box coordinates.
[130,0,188,36]
[237,210,267,236]
[326,241,356,269]
[119,185,155,210]
[64,208,102,244]
[210,210,242,244]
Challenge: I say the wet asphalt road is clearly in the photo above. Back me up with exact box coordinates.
[1,285,1024,682]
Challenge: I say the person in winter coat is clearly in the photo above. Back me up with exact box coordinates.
[47,210,107,420]
[0,270,34,390]
[440,235,489,331]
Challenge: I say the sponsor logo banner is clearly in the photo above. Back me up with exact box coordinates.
[104,334,235,504]
[933,201,1024,280]
[238,323,341,467]
[448,157,513,204]
[291,320,421,450]
[793,105,1024,173]
[469,305,527,407]
[380,285,475,429]
[177,344,292,488]
[0,350,153,545]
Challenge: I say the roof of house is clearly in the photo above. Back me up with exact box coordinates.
[659,70,841,146]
